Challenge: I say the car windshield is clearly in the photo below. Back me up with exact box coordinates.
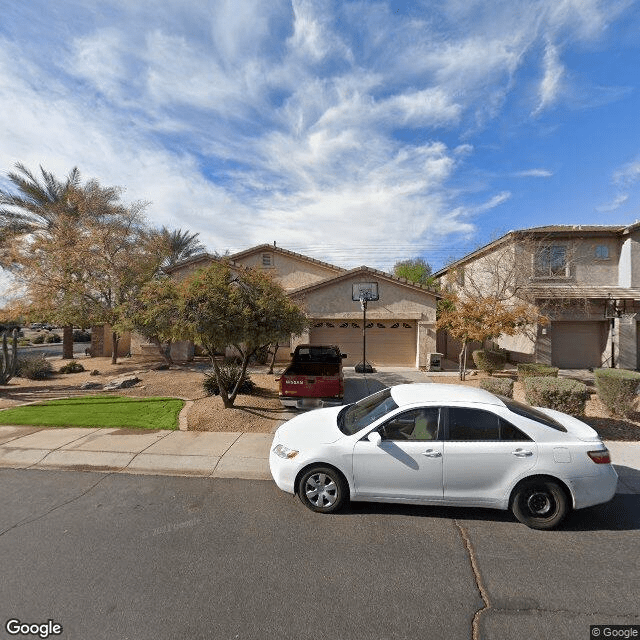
[338,388,398,435]
[500,396,567,432]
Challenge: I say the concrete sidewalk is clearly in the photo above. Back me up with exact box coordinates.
[1,424,640,496]
[0,426,274,479]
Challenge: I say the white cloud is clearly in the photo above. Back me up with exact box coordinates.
[614,161,640,187]
[0,0,634,272]
[473,192,512,213]
[596,194,629,212]
[513,169,553,178]
[534,42,565,114]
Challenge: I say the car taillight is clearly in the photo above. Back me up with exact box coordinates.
[587,449,611,464]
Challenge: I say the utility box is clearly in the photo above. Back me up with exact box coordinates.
[427,352,443,372]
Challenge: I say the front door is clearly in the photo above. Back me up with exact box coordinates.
[352,408,444,501]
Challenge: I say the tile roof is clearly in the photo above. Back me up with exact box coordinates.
[228,244,345,273]
[289,265,440,297]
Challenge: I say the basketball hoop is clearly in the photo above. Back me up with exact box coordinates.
[352,283,379,373]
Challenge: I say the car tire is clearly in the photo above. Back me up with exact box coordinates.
[511,478,569,530]
[298,466,347,513]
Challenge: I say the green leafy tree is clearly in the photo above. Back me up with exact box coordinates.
[0,163,84,358]
[122,277,181,363]
[180,263,308,408]
[393,257,435,286]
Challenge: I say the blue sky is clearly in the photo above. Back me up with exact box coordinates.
[1,0,640,276]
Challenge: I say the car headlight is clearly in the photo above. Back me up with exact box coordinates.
[273,444,299,459]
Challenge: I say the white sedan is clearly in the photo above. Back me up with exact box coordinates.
[269,384,618,529]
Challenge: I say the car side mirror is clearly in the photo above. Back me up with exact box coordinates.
[367,431,382,447]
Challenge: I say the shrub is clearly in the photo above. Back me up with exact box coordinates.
[203,360,255,396]
[17,355,53,380]
[73,329,91,342]
[32,334,46,344]
[594,368,640,418]
[45,333,61,343]
[518,363,559,381]
[472,350,506,375]
[523,376,587,416]
[479,378,514,398]
[18,338,30,346]
[58,360,85,374]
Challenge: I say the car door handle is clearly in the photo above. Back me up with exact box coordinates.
[512,449,533,457]
[422,449,442,458]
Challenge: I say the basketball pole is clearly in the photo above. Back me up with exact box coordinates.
[355,294,374,373]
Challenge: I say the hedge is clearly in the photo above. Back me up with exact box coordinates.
[479,378,514,398]
[523,376,587,416]
[472,350,506,375]
[594,368,640,418]
[517,363,559,381]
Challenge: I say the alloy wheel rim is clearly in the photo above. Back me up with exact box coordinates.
[305,473,338,508]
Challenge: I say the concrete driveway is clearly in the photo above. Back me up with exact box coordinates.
[343,367,432,404]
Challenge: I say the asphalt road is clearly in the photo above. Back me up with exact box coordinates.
[0,470,638,640]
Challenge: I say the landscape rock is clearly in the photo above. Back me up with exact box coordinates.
[80,381,102,390]
[151,363,170,371]
[103,375,141,391]
[90,370,100,376]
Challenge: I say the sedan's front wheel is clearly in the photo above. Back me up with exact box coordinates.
[511,478,569,530]
[298,466,347,513]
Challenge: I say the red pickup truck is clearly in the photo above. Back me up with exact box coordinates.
[277,345,347,409]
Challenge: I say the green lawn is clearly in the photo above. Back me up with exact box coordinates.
[0,396,185,430]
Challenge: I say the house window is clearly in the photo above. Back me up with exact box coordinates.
[595,245,609,259]
[262,253,273,267]
[534,245,568,277]
[455,268,465,287]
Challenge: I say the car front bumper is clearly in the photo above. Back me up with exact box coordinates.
[269,446,299,494]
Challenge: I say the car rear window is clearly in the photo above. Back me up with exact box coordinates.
[500,396,567,432]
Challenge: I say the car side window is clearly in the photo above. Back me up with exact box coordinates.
[380,408,440,441]
[500,419,533,441]
[447,408,533,441]
[448,407,500,441]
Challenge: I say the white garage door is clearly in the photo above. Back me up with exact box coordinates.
[309,320,417,366]
[551,321,606,369]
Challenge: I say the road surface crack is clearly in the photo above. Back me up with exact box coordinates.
[0,472,113,537]
[454,519,490,640]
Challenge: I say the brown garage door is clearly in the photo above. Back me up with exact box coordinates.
[309,320,417,366]
[551,321,606,369]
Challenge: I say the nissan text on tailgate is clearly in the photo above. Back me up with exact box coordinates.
[277,345,347,409]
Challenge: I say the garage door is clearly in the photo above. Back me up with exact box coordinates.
[551,321,606,369]
[309,320,417,366]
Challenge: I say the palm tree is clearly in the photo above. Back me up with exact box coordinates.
[156,226,206,269]
[0,163,83,358]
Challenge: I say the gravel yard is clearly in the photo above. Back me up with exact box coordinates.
[0,356,288,433]
[1,356,640,439]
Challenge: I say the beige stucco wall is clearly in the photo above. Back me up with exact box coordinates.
[169,257,223,282]
[292,274,437,367]
[293,275,437,322]
[233,251,342,291]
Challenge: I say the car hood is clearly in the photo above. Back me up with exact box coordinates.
[535,407,602,442]
[274,406,345,449]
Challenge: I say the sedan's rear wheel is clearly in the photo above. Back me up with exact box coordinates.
[512,479,569,530]
[298,466,347,513]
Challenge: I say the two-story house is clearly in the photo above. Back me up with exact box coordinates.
[433,224,640,370]
[155,244,440,368]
